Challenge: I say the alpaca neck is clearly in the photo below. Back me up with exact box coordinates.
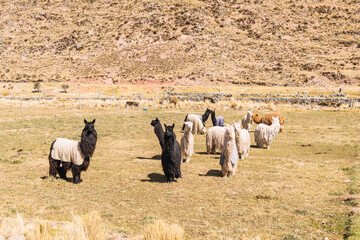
[211,113,216,126]
[80,130,97,157]
[154,124,164,135]
[164,136,175,151]
[202,111,210,123]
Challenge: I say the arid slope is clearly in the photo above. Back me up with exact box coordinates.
[1,0,359,86]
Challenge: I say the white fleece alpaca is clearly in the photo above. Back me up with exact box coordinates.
[186,114,206,134]
[180,122,194,162]
[241,110,253,131]
[254,116,280,149]
[234,121,251,159]
[206,126,226,154]
[220,125,238,177]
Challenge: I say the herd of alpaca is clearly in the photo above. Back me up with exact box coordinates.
[47,110,284,184]
[151,110,285,180]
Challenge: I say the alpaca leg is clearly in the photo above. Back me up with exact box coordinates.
[58,167,67,179]
[185,157,190,163]
[72,165,81,184]
[49,159,58,178]
[266,145,270,149]
[207,146,211,154]
[211,145,216,154]
[221,166,227,178]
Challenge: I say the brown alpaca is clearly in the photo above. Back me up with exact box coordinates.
[252,113,285,132]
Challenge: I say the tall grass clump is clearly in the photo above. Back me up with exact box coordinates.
[66,211,107,240]
[143,219,184,240]
[26,220,52,240]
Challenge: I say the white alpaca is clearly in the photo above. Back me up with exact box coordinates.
[220,125,238,177]
[241,109,253,131]
[187,114,206,134]
[180,122,194,163]
[206,126,226,154]
[254,116,280,149]
[233,121,250,159]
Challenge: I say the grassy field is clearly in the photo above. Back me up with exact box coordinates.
[0,105,359,239]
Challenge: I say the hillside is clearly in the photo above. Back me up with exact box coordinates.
[1,0,360,87]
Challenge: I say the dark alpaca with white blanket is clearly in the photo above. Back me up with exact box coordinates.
[182,108,212,130]
[151,117,165,151]
[211,110,224,127]
[49,119,97,184]
[162,123,182,183]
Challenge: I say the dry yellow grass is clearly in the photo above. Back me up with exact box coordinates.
[0,211,107,240]
[0,104,359,239]
[143,219,184,240]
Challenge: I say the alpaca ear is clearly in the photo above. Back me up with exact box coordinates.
[156,117,159,121]
[164,124,167,128]
[233,120,236,124]
[84,119,88,124]
[172,123,175,128]
[92,119,96,124]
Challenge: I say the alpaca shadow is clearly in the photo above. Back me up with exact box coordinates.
[250,144,261,149]
[141,173,175,183]
[136,154,161,160]
[196,152,221,155]
[199,169,222,177]
[40,176,81,183]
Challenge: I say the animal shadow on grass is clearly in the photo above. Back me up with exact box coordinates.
[250,144,261,148]
[199,169,222,177]
[40,176,80,183]
[141,173,176,183]
[136,154,161,160]
[196,152,221,155]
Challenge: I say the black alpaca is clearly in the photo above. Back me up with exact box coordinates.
[162,123,182,183]
[150,117,165,151]
[182,108,212,130]
[49,119,97,184]
[210,110,224,127]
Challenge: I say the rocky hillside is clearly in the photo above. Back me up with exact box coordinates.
[1,0,359,86]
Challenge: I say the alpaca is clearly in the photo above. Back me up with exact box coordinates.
[233,121,251,159]
[49,119,97,184]
[185,114,206,134]
[254,116,280,149]
[151,117,165,151]
[206,126,226,154]
[182,108,212,131]
[241,110,252,131]
[253,113,285,132]
[220,125,238,177]
[162,123,182,182]
[180,122,194,162]
[210,110,224,127]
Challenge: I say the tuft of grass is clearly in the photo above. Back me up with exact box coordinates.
[66,211,107,240]
[0,211,107,240]
[143,219,184,240]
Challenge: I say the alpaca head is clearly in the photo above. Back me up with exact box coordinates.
[151,117,160,127]
[200,126,206,134]
[183,121,193,133]
[164,123,176,140]
[83,119,96,135]
[224,125,235,141]
[233,120,241,134]
[247,110,252,117]
[252,113,261,124]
